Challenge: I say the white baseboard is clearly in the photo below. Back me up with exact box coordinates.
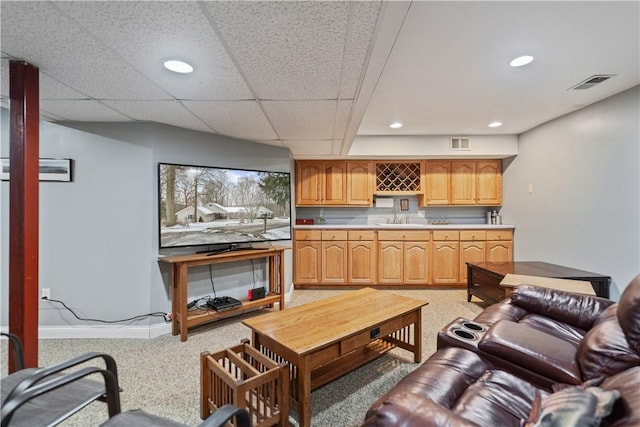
[2,285,295,340]
[0,324,172,340]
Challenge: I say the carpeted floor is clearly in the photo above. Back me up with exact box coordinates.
[1,288,485,426]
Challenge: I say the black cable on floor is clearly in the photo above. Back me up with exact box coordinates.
[42,298,168,323]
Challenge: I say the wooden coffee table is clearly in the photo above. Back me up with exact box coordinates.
[242,287,427,427]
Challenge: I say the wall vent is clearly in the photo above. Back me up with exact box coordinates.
[569,74,616,90]
[450,137,470,151]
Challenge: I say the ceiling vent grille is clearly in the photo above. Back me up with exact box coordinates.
[450,137,470,151]
[569,74,616,90]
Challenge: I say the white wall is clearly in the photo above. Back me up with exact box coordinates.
[502,86,640,299]
[1,114,293,337]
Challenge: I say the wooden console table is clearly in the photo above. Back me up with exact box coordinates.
[159,246,288,342]
[467,261,611,305]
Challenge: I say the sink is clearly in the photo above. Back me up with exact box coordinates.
[375,223,422,227]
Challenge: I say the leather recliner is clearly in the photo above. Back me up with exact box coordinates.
[362,274,640,427]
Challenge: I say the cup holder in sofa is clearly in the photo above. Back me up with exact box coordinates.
[452,328,477,340]
[437,317,490,351]
[461,321,486,332]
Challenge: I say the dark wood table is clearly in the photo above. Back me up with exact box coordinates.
[467,261,611,304]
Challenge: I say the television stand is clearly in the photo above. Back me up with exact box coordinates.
[159,246,289,342]
[206,244,273,256]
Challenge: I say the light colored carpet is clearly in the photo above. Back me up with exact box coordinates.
[1,288,485,426]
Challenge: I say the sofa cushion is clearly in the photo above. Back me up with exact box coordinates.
[518,314,587,345]
[510,286,613,331]
[577,314,640,380]
[478,321,582,384]
[364,347,544,427]
[616,274,640,353]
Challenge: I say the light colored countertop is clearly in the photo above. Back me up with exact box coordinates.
[294,224,514,230]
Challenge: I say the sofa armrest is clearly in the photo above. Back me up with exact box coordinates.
[362,392,480,427]
[473,298,530,325]
[478,320,582,385]
[510,285,614,330]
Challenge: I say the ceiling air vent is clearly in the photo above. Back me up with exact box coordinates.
[569,74,616,90]
[450,137,470,151]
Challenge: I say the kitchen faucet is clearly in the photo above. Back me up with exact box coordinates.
[388,200,403,224]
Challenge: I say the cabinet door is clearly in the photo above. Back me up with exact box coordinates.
[294,240,321,284]
[378,242,403,283]
[322,162,347,205]
[460,241,485,283]
[322,241,347,283]
[295,161,322,205]
[404,242,429,284]
[432,241,460,284]
[451,161,476,205]
[346,161,372,206]
[486,241,513,263]
[348,241,376,284]
[476,160,502,205]
[424,161,451,205]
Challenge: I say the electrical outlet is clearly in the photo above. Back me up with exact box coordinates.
[42,288,51,299]
[417,210,426,218]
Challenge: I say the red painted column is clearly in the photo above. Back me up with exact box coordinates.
[9,60,39,371]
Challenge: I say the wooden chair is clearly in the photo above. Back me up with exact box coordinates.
[1,332,117,427]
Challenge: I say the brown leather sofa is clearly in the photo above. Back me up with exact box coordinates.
[362,274,640,427]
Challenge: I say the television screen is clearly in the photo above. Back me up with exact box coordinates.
[158,162,291,250]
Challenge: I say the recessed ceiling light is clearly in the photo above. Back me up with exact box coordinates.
[163,60,193,74]
[488,121,503,128]
[510,55,534,67]
[389,122,403,129]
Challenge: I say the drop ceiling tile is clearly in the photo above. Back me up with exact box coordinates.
[54,2,253,100]
[183,100,277,141]
[40,100,132,122]
[102,100,214,134]
[339,2,382,99]
[40,73,89,100]
[334,100,354,139]
[263,100,337,139]
[202,2,352,99]
[1,1,169,99]
[2,59,88,100]
[281,140,334,157]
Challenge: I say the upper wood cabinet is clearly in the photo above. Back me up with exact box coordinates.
[296,159,501,207]
[476,160,502,205]
[346,161,373,206]
[451,161,476,205]
[421,160,502,206]
[296,161,347,206]
[423,161,450,205]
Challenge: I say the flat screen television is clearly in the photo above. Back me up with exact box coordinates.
[158,162,291,251]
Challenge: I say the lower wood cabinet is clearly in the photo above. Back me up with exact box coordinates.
[459,230,487,283]
[486,230,514,263]
[294,239,321,285]
[378,231,430,285]
[294,228,513,287]
[431,230,460,285]
[348,231,377,284]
